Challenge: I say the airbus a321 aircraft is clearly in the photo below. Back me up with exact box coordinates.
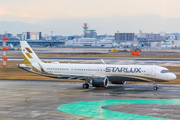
[18,41,176,90]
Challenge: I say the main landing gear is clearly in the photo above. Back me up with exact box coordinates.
[82,83,89,89]
[153,86,158,90]
[153,82,158,90]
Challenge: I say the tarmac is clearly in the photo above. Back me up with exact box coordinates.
[2,48,180,119]
[4,56,180,66]
[6,47,180,55]
[0,80,180,120]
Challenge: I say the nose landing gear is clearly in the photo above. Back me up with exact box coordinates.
[153,82,158,90]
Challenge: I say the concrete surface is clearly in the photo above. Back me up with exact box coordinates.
[0,80,180,120]
[4,56,180,66]
[5,47,180,55]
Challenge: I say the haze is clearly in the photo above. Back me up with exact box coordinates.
[0,0,180,35]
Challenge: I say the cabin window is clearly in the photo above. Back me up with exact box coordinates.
[161,70,170,73]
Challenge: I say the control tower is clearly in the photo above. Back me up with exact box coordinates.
[83,23,89,38]
[83,23,97,38]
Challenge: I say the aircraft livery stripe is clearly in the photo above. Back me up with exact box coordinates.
[25,53,33,59]
[25,48,33,53]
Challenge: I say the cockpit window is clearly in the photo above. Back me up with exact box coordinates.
[161,70,170,73]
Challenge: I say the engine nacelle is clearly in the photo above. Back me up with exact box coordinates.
[111,81,126,84]
[92,77,109,87]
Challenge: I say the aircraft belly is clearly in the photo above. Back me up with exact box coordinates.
[108,76,149,82]
[107,76,167,82]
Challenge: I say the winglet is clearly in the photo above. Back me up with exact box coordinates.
[101,59,106,64]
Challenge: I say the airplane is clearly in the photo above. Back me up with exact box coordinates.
[1,44,19,51]
[18,41,176,90]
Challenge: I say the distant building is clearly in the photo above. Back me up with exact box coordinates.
[168,35,176,40]
[160,31,166,37]
[97,35,107,40]
[170,33,180,40]
[17,34,22,40]
[106,35,115,41]
[88,30,97,38]
[172,40,180,47]
[161,43,172,48]
[45,36,53,40]
[115,33,135,41]
[65,38,113,47]
[0,34,3,40]
[145,33,162,41]
[4,33,13,38]
[3,32,19,41]
[83,23,97,38]
[22,32,42,40]
[68,36,75,40]
[97,35,114,41]
[137,30,162,41]
[55,35,65,40]
[74,35,81,39]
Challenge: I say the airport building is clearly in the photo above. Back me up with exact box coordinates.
[65,38,113,47]
[115,33,135,41]
[21,32,42,40]
[83,23,97,38]
[68,36,75,40]
[137,30,162,41]
[65,23,113,47]
[16,34,22,40]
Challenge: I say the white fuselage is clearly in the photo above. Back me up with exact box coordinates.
[36,62,176,82]
[18,41,177,90]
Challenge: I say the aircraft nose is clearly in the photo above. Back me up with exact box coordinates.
[171,73,176,80]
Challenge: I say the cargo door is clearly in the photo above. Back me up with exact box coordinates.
[151,67,156,77]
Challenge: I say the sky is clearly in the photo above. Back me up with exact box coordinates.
[0,0,180,35]
[1,0,180,19]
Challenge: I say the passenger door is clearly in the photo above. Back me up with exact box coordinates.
[151,67,156,77]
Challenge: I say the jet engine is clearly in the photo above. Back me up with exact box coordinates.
[92,77,109,87]
[111,81,126,84]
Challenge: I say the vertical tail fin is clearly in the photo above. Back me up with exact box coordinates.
[20,41,42,64]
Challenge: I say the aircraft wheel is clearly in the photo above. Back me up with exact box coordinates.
[82,83,89,89]
[153,86,158,90]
